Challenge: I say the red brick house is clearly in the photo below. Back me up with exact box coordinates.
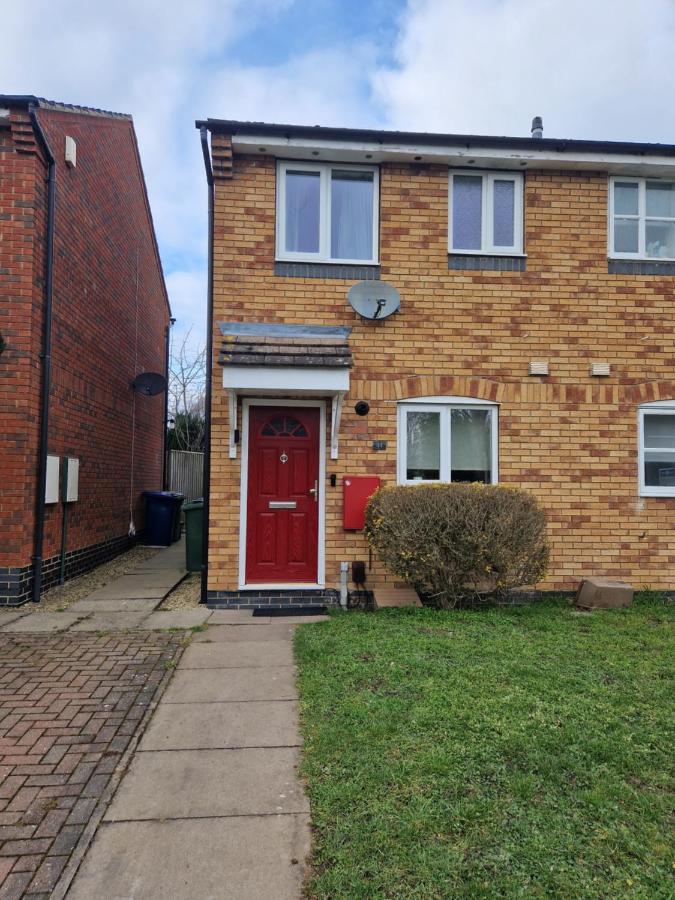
[0,97,171,605]
[197,117,675,609]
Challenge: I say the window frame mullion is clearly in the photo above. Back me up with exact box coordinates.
[638,179,646,258]
[320,166,331,261]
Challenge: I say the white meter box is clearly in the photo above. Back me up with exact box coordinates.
[65,457,79,502]
[45,455,59,504]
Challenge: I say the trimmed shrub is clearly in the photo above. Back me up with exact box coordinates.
[365,483,549,608]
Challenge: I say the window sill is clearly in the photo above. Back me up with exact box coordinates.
[640,490,675,498]
[448,253,526,272]
[608,258,675,275]
[448,250,527,257]
[274,261,381,280]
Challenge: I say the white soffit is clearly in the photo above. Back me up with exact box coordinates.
[232,134,675,176]
[222,366,349,394]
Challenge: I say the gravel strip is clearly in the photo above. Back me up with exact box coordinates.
[159,574,201,610]
[39,546,161,613]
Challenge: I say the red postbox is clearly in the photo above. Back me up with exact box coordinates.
[343,476,381,530]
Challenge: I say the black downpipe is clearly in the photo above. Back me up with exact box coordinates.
[162,318,175,489]
[199,127,214,604]
[30,106,56,604]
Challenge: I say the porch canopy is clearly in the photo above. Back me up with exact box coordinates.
[218,321,352,459]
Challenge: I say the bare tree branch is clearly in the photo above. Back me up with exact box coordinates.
[168,329,206,452]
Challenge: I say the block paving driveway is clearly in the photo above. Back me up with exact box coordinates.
[0,631,183,898]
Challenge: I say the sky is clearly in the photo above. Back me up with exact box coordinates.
[3,0,675,350]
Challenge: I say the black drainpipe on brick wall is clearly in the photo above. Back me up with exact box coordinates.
[199,126,214,604]
[29,105,56,603]
[162,317,175,489]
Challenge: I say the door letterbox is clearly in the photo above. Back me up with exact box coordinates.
[343,476,381,530]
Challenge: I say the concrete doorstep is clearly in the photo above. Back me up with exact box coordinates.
[67,618,313,899]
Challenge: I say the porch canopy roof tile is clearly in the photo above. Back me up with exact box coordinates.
[218,321,352,369]
[217,323,352,459]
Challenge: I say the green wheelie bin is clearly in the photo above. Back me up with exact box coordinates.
[183,499,204,572]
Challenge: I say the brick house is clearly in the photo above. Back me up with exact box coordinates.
[196,117,675,608]
[0,97,171,605]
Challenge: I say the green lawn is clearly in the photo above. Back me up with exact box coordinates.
[295,598,674,899]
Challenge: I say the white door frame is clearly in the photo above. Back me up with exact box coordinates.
[239,398,326,590]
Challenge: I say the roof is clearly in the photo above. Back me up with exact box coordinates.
[0,95,131,120]
[219,323,352,369]
[196,118,675,158]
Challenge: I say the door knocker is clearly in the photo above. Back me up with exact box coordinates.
[279,452,289,464]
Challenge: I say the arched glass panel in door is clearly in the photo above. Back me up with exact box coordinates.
[261,415,308,438]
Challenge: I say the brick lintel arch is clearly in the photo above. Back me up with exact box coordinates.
[625,381,675,405]
[351,374,504,402]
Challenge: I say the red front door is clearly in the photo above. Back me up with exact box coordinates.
[245,406,320,584]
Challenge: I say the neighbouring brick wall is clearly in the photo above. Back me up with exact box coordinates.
[0,114,46,574]
[37,109,169,564]
[209,153,675,595]
[0,106,169,601]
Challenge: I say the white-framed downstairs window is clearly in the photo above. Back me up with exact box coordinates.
[397,397,498,485]
[609,177,675,260]
[638,401,675,496]
[449,170,523,255]
[276,160,379,264]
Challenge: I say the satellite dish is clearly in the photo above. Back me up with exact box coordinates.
[348,281,400,321]
[131,372,167,396]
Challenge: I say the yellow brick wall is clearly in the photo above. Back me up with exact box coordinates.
[209,152,675,594]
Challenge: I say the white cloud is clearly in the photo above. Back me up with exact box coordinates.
[201,43,381,128]
[0,1,379,336]
[374,0,675,143]
[0,0,298,334]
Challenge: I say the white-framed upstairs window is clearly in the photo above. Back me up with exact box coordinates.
[397,397,498,485]
[609,177,675,260]
[638,401,675,497]
[449,170,523,255]
[276,160,379,264]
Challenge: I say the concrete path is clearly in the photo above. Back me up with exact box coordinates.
[67,612,317,899]
[0,541,201,634]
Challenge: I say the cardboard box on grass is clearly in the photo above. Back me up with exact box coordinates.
[575,577,634,610]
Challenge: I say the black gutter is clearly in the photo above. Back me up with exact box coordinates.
[196,118,675,157]
[29,105,56,604]
[162,317,175,489]
[198,126,214,605]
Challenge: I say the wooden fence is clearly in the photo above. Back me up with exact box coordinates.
[167,450,204,502]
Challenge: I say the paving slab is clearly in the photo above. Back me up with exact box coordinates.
[207,609,256,623]
[67,814,310,900]
[129,543,186,572]
[0,612,83,632]
[180,640,294,669]
[0,608,32,626]
[104,747,309,820]
[162,666,298,703]
[128,561,184,573]
[142,609,211,629]
[194,623,296,642]
[140,699,300,750]
[112,570,187,587]
[70,611,152,631]
[82,581,169,601]
[69,596,160,613]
